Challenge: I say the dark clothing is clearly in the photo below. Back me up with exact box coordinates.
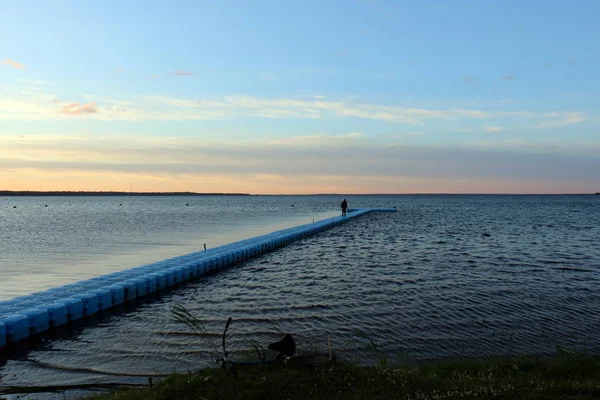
[341,200,348,216]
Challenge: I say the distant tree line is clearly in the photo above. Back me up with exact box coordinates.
[0,191,251,196]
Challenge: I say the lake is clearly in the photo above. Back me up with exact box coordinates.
[1,195,599,395]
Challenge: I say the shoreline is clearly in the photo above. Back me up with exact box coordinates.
[77,352,599,399]
[2,351,597,399]
[1,345,598,399]
[2,191,598,197]
[0,191,250,196]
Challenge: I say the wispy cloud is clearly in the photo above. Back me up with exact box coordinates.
[535,112,584,129]
[17,79,54,86]
[0,87,589,129]
[175,70,194,76]
[484,126,503,132]
[60,102,99,116]
[450,127,477,133]
[261,73,280,81]
[267,132,363,146]
[463,75,475,83]
[1,133,598,193]
[503,75,515,80]
[115,67,126,72]
[140,94,497,123]
[2,58,27,69]
[388,132,427,138]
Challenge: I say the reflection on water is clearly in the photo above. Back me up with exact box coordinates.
[0,195,341,299]
[1,195,599,397]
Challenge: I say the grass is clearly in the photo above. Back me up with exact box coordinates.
[84,307,600,399]
[87,352,600,400]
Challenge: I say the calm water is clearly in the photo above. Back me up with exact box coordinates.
[0,195,340,300]
[1,195,600,397]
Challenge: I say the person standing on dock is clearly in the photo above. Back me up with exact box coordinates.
[341,199,348,216]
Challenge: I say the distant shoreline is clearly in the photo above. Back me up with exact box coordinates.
[0,191,596,196]
[0,191,250,197]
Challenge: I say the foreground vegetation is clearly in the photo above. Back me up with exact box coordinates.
[89,352,600,400]
[88,308,600,399]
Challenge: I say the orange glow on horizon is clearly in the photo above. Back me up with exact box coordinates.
[0,170,592,195]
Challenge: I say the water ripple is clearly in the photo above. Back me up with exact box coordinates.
[2,195,600,391]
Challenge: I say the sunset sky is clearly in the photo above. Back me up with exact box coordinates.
[1,0,599,194]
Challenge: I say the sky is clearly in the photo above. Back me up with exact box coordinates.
[1,0,599,194]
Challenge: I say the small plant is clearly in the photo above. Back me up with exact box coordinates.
[351,329,379,352]
[171,303,209,335]
[346,329,390,367]
[244,338,267,360]
[270,319,285,335]
[171,304,221,355]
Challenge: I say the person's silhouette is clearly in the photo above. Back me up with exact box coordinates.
[341,199,348,216]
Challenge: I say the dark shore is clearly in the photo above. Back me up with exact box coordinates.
[82,352,600,400]
[0,191,250,196]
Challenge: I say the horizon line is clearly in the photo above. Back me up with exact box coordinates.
[1,190,598,196]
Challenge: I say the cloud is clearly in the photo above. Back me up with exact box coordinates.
[267,132,363,146]
[484,126,503,132]
[503,75,515,80]
[463,75,475,83]
[17,79,54,86]
[115,67,126,72]
[1,133,598,194]
[261,73,280,81]
[450,128,477,133]
[535,112,584,129]
[0,87,589,129]
[388,132,427,138]
[175,70,195,76]
[139,94,497,123]
[2,59,27,69]
[60,102,99,116]
[83,95,136,108]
